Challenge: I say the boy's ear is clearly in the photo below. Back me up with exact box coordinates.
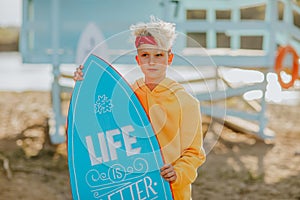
[168,53,174,65]
[135,55,140,65]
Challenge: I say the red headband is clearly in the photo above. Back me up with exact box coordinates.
[135,36,157,48]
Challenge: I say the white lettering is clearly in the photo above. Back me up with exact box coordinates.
[135,179,146,200]
[85,125,142,166]
[122,125,141,156]
[107,176,158,200]
[86,132,110,166]
[106,129,122,161]
[144,176,158,196]
[99,132,109,163]
[86,135,102,166]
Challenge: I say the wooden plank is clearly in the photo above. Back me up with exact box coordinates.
[222,116,275,142]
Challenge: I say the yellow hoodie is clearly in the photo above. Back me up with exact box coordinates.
[132,77,206,200]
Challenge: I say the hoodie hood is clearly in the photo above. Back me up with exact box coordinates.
[132,77,185,96]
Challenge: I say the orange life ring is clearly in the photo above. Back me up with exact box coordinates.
[274,45,299,89]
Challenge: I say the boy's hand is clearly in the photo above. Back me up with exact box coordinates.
[160,164,177,183]
[73,65,84,81]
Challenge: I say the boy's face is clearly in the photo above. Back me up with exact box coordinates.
[135,44,173,84]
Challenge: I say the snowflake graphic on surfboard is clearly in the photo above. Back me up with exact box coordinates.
[94,94,113,114]
[67,54,174,199]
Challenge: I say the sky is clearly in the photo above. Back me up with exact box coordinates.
[0,0,22,26]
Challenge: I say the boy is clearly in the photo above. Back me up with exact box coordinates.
[74,17,206,199]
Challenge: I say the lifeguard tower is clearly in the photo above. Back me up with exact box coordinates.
[20,0,300,144]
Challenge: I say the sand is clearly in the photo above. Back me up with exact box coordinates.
[0,91,299,200]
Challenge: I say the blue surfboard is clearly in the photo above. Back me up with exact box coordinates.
[67,54,173,199]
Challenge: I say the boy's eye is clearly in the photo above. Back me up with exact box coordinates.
[141,53,148,57]
[156,53,163,57]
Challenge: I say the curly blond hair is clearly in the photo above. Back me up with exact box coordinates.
[130,16,176,50]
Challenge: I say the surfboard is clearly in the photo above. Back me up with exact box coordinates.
[67,54,174,199]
